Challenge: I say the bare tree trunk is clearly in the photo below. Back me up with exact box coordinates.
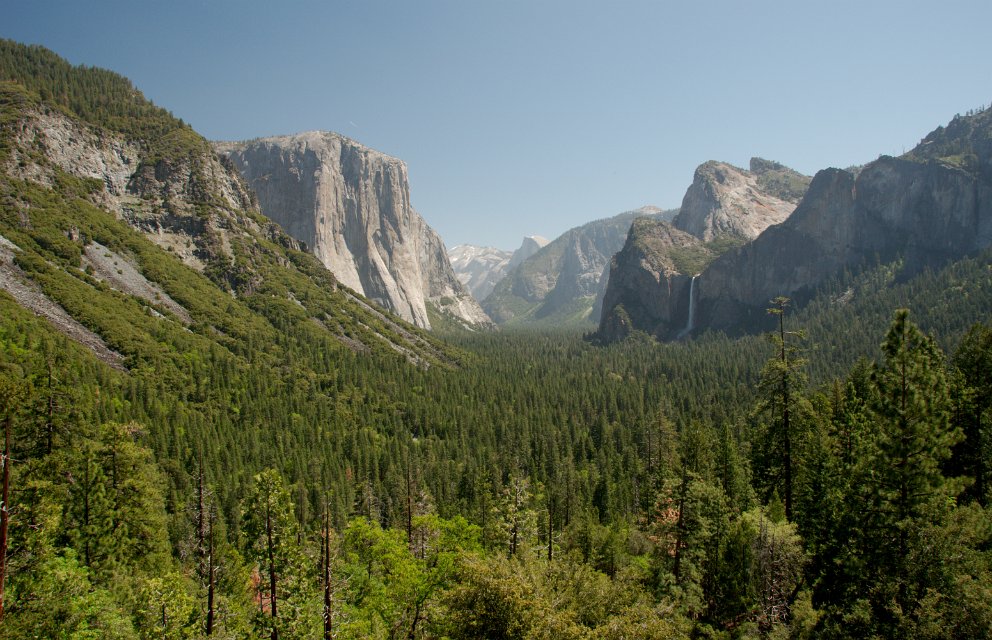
[323,510,332,640]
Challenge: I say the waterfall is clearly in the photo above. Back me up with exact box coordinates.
[677,275,698,340]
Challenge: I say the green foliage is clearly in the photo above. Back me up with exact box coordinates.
[4,552,136,638]
[1,38,992,638]
[0,39,205,165]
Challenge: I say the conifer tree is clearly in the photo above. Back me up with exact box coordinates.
[754,297,809,520]
[243,469,293,640]
[866,309,962,613]
[951,322,992,505]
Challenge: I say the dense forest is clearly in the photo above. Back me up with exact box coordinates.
[0,41,990,638]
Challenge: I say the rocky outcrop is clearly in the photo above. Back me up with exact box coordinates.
[508,235,549,270]
[595,158,808,341]
[216,132,491,330]
[672,159,809,241]
[4,103,283,276]
[449,245,513,301]
[597,219,706,342]
[483,206,674,326]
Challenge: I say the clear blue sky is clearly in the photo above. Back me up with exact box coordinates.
[4,0,990,250]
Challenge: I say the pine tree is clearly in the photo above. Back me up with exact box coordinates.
[866,310,963,614]
[951,322,992,505]
[754,297,809,520]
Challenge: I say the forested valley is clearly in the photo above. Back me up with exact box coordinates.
[0,41,991,639]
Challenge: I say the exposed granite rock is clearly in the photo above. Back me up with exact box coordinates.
[449,245,513,301]
[216,132,491,330]
[508,235,549,270]
[594,158,807,342]
[5,104,285,277]
[693,147,992,335]
[673,159,809,242]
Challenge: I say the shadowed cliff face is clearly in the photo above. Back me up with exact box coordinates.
[596,219,705,342]
[483,207,673,326]
[598,109,992,341]
[694,153,992,335]
[215,132,491,330]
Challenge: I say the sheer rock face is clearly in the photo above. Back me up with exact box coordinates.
[215,132,491,329]
[672,159,808,241]
[601,126,992,340]
[597,218,703,342]
[595,159,807,341]
[695,154,992,334]
[507,235,549,270]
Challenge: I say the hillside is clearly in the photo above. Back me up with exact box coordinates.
[448,235,547,301]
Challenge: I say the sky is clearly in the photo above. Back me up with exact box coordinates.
[4,0,991,250]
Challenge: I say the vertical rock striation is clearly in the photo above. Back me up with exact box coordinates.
[215,131,491,330]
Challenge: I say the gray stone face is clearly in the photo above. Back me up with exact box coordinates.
[602,106,992,342]
[673,160,807,241]
[694,154,992,335]
[215,132,491,330]
[597,219,704,342]
[595,158,809,341]
[448,236,548,302]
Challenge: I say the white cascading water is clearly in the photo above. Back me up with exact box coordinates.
[677,275,698,339]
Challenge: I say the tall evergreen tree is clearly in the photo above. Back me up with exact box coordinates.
[866,310,963,615]
[951,322,992,505]
[754,297,809,520]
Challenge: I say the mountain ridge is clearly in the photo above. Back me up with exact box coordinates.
[597,107,992,341]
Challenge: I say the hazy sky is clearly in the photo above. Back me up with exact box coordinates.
[4,1,990,250]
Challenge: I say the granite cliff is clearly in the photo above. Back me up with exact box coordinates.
[216,132,491,330]
[673,158,809,241]
[597,159,808,340]
[596,218,707,342]
[599,108,992,341]
[0,41,458,366]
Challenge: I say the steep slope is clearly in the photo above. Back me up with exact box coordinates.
[216,133,491,330]
[507,234,549,269]
[483,206,674,326]
[448,235,548,302]
[597,158,809,341]
[596,218,707,342]
[0,41,456,368]
[601,107,992,341]
[449,244,512,301]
